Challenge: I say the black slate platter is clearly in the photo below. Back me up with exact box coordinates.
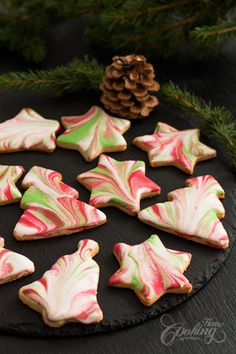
[0,103,235,337]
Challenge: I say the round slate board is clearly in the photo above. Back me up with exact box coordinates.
[0,104,235,337]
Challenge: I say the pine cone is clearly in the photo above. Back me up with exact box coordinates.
[100,54,160,119]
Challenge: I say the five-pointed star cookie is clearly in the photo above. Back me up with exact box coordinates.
[77,154,161,215]
[133,122,216,173]
[138,175,229,249]
[0,108,60,153]
[57,106,131,162]
[0,165,24,205]
[109,235,192,306]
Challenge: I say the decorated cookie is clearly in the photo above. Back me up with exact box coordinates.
[0,165,24,205]
[0,237,35,285]
[0,237,4,248]
[14,166,107,240]
[138,175,229,249]
[57,106,131,162]
[0,108,60,153]
[19,239,103,327]
[77,154,161,215]
[133,122,216,173]
[109,235,192,306]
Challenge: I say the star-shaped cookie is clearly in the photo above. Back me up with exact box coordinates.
[133,122,216,173]
[0,108,60,153]
[0,165,24,205]
[109,235,192,306]
[77,154,161,215]
[138,175,229,249]
[57,106,131,162]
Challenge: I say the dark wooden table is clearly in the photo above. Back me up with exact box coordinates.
[0,20,236,354]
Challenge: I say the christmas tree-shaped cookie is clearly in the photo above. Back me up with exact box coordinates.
[133,122,216,173]
[14,166,106,240]
[0,237,35,284]
[0,165,24,205]
[19,239,103,327]
[57,106,131,162]
[0,108,60,153]
[138,175,229,249]
[109,235,192,306]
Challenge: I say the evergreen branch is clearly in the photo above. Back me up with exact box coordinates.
[88,14,198,57]
[0,57,105,95]
[161,81,236,169]
[190,21,236,50]
[102,0,197,29]
[1,0,236,60]
[161,15,198,32]
[85,0,236,58]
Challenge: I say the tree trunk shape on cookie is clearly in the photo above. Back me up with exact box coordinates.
[138,175,229,249]
[19,239,103,327]
[14,166,106,240]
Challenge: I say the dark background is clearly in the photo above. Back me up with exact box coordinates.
[0,19,236,353]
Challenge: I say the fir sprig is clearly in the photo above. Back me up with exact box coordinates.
[190,21,236,55]
[84,0,236,58]
[161,81,236,169]
[101,0,195,29]
[0,57,104,95]
[1,0,236,60]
